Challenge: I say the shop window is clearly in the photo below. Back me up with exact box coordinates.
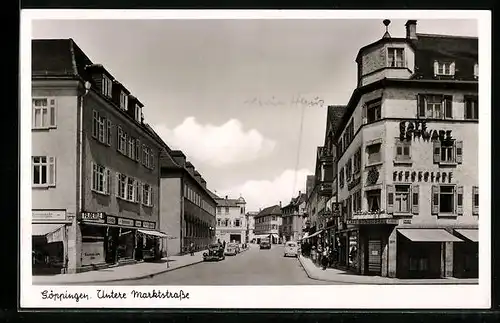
[91,162,111,195]
[387,47,405,67]
[417,94,453,119]
[395,139,411,161]
[366,99,382,123]
[366,189,381,212]
[32,97,56,129]
[410,257,429,271]
[117,229,134,260]
[433,140,463,165]
[367,143,381,165]
[465,96,479,120]
[32,156,56,187]
[473,186,479,215]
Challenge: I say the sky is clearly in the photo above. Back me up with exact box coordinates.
[32,17,478,211]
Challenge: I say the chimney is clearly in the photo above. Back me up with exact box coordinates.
[225,195,228,200]
[279,201,282,207]
[405,20,417,40]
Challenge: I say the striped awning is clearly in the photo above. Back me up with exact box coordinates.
[137,229,169,238]
[32,223,65,237]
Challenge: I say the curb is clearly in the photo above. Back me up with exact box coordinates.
[297,256,478,285]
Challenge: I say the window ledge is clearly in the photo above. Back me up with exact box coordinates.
[365,162,383,168]
[117,196,139,204]
[32,126,57,131]
[436,213,458,218]
[91,189,109,196]
[392,213,413,217]
[438,162,458,167]
[32,184,55,189]
[142,203,154,208]
[394,160,413,166]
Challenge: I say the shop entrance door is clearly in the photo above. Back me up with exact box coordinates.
[230,234,241,244]
[367,240,382,275]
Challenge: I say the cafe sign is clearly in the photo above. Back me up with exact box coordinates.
[399,121,453,142]
[135,220,142,228]
[32,209,66,221]
[80,212,105,223]
[118,218,134,227]
[347,218,399,225]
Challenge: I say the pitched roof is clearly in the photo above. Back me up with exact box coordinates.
[255,205,282,217]
[215,198,241,207]
[207,190,220,200]
[326,105,347,135]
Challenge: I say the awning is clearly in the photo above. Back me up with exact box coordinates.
[137,229,169,238]
[299,233,309,241]
[302,230,323,240]
[271,233,279,239]
[455,229,478,242]
[32,223,65,237]
[398,229,463,242]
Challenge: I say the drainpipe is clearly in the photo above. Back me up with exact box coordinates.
[78,81,91,222]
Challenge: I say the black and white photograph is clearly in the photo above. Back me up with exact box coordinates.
[20,10,491,309]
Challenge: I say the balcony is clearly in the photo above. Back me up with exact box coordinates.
[318,146,333,163]
[318,181,333,196]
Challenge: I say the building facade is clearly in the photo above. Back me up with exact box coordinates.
[254,205,282,244]
[245,211,258,243]
[32,39,165,274]
[332,20,478,278]
[281,193,307,242]
[215,195,247,244]
[159,150,217,255]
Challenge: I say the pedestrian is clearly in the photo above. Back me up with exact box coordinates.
[189,241,194,256]
[322,245,329,270]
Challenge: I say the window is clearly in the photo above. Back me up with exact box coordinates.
[346,158,352,181]
[352,190,362,212]
[128,137,135,160]
[473,186,479,215]
[418,94,453,119]
[32,156,56,187]
[474,63,478,79]
[217,218,221,226]
[272,224,277,230]
[91,163,111,195]
[32,98,56,129]
[240,207,244,214]
[339,166,345,188]
[119,91,128,111]
[434,61,455,76]
[366,190,381,212]
[439,186,454,213]
[353,148,361,173]
[348,120,354,143]
[387,48,404,67]
[431,185,463,215]
[235,219,240,227]
[366,99,382,123]
[116,173,139,203]
[135,105,142,122]
[135,139,141,161]
[367,143,381,165]
[395,139,411,161]
[465,96,479,120]
[433,140,463,164]
[225,207,229,214]
[117,174,127,199]
[142,183,153,206]
[102,75,113,97]
[217,207,222,214]
[272,216,276,221]
[117,126,127,154]
[394,185,411,213]
[126,177,135,201]
[224,219,229,226]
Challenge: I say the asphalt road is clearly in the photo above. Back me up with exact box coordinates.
[96,244,338,285]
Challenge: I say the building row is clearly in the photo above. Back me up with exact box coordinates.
[31,39,219,274]
[302,20,479,279]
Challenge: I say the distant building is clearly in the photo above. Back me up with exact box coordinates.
[214,195,247,244]
[281,192,308,242]
[254,204,282,244]
[245,211,258,243]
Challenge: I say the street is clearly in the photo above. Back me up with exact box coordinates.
[91,244,341,285]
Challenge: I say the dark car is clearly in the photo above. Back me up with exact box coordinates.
[259,241,271,250]
[203,243,225,261]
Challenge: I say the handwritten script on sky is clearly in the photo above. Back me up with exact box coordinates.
[243,94,325,108]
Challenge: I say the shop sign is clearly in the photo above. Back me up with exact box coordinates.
[81,212,105,223]
[117,218,134,227]
[347,218,399,225]
[106,216,116,225]
[142,222,149,228]
[135,220,142,228]
[402,219,412,225]
[371,250,379,256]
[32,209,66,221]
[148,222,156,229]
[81,242,105,266]
[399,121,453,143]
[393,170,453,184]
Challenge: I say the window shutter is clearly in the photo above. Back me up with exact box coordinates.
[411,184,419,214]
[48,157,56,186]
[106,120,112,146]
[431,185,439,215]
[433,61,439,76]
[450,62,456,76]
[455,141,463,164]
[456,185,463,215]
[49,98,56,127]
[362,104,367,124]
[117,127,121,151]
[417,94,426,118]
[386,184,394,214]
[135,139,141,161]
[92,110,98,138]
[473,186,479,215]
[464,97,470,119]
[444,95,453,118]
[90,161,96,190]
[433,140,441,163]
[136,181,142,203]
[115,173,120,197]
[150,152,155,169]
[149,186,153,206]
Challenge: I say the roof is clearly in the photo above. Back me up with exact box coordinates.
[255,205,282,217]
[207,190,220,200]
[326,105,347,137]
[215,199,240,207]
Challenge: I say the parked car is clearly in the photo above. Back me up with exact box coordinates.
[225,243,238,256]
[260,240,271,250]
[203,243,225,261]
[284,241,299,257]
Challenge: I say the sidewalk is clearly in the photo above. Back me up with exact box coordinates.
[298,255,478,285]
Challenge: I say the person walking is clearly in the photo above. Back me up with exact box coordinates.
[189,241,195,256]
[322,245,329,270]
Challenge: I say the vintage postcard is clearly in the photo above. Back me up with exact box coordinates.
[20,10,491,309]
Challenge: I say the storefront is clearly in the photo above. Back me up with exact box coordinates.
[453,228,478,278]
[78,211,163,269]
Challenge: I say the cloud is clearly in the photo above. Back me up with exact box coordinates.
[154,117,276,167]
[215,168,313,212]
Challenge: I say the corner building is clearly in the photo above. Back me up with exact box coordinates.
[334,21,478,278]
[32,39,164,274]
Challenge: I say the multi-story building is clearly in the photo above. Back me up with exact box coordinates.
[214,195,247,244]
[254,204,282,244]
[159,149,217,255]
[332,20,478,279]
[31,39,165,274]
[281,192,307,242]
[245,211,258,243]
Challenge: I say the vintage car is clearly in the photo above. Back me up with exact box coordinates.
[284,241,299,257]
[203,243,225,261]
[259,240,271,250]
[225,243,238,256]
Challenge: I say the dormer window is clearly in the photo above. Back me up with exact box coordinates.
[119,91,128,111]
[135,104,142,122]
[387,48,405,67]
[102,75,112,98]
[474,63,478,79]
[434,61,455,76]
